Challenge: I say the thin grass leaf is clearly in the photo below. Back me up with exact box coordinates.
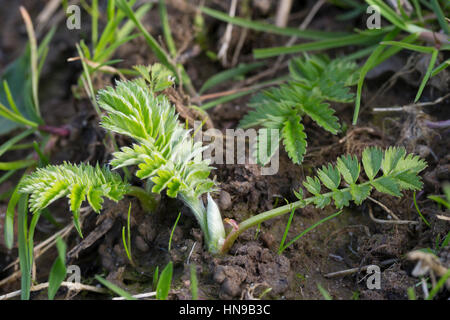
[48,237,67,300]
[3,80,21,115]
[20,7,40,117]
[353,29,400,124]
[279,210,343,253]
[431,59,450,77]
[254,33,382,59]
[0,102,39,128]
[116,0,173,73]
[91,0,99,47]
[190,264,198,300]
[159,0,176,58]
[0,128,34,158]
[18,194,31,300]
[413,191,431,227]
[199,62,263,94]
[200,7,347,40]
[76,43,101,115]
[122,203,133,263]
[168,211,181,252]
[156,261,173,300]
[426,269,450,300]
[430,0,449,35]
[0,159,36,171]
[95,275,137,300]
[278,205,296,254]
[317,283,332,300]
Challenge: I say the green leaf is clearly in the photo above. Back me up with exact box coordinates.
[301,93,340,134]
[337,155,360,184]
[370,176,401,197]
[317,164,341,190]
[253,33,382,59]
[362,147,383,180]
[350,184,372,205]
[99,79,215,199]
[392,171,423,191]
[394,152,427,175]
[200,7,345,40]
[199,62,263,94]
[156,261,173,300]
[313,195,331,209]
[0,159,36,171]
[255,128,280,166]
[290,55,359,102]
[332,190,352,209]
[48,237,67,300]
[69,184,87,214]
[151,170,174,195]
[303,176,321,195]
[382,147,406,175]
[18,194,31,300]
[0,128,35,158]
[0,49,37,135]
[19,163,130,222]
[87,186,104,213]
[95,275,137,300]
[282,115,307,164]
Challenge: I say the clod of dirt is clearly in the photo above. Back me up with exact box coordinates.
[212,242,291,299]
[360,264,416,300]
[218,190,232,210]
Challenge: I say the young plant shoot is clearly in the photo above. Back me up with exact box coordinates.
[19,64,224,253]
[18,64,427,255]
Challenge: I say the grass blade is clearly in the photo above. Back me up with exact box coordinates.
[190,264,198,300]
[253,33,382,59]
[122,203,133,263]
[18,194,31,300]
[278,205,295,254]
[156,261,173,300]
[0,159,36,171]
[430,0,449,35]
[159,0,177,58]
[0,158,36,171]
[426,268,450,300]
[199,62,264,94]
[353,29,401,124]
[116,0,172,72]
[19,7,40,118]
[91,0,99,47]
[413,191,431,227]
[48,237,67,300]
[382,41,438,102]
[95,275,137,300]
[168,211,181,252]
[0,128,34,158]
[201,7,348,40]
[279,210,343,253]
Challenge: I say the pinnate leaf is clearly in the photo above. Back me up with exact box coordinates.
[362,147,382,180]
[282,115,307,164]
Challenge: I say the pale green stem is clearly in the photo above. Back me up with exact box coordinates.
[127,186,159,213]
[178,192,211,249]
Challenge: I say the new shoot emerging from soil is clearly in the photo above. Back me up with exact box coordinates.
[19,66,224,253]
[18,65,427,256]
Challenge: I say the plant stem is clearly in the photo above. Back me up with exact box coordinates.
[127,186,159,213]
[178,192,210,249]
[220,200,302,254]
[38,125,71,137]
[219,179,382,254]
